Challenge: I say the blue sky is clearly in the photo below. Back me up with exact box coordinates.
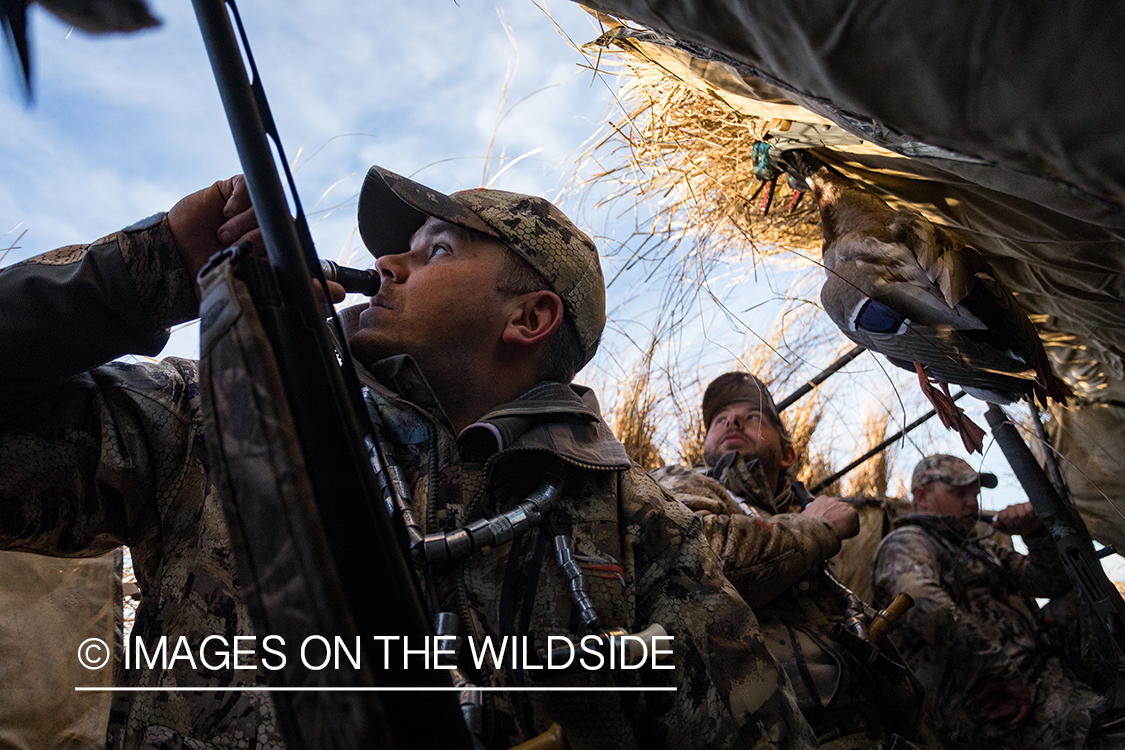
[1,1,614,258]
[4,0,1110,566]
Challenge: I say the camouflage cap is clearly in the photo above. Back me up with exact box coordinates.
[910,454,998,491]
[357,165,605,367]
[701,372,791,445]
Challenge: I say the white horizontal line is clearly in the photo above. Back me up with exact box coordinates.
[75,686,676,693]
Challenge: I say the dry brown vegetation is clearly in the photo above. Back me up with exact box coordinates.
[577,22,849,476]
[610,341,665,470]
[571,14,949,494]
[577,43,823,275]
[803,453,842,497]
[843,407,893,498]
[675,404,707,468]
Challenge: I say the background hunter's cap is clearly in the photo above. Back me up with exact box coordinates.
[357,165,605,367]
[702,372,790,444]
[910,454,998,491]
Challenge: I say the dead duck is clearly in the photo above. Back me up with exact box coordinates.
[758,148,1069,452]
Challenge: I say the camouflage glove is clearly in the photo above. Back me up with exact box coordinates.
[679,493,739,516]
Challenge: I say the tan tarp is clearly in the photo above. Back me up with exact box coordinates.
[1047,401,1125,554]
[599,28,893,157]
[0,550,117,750]
[1044,358,1125,555]
[579,0,1125,208]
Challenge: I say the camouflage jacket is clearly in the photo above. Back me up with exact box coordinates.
[0,217,816,750]
[653,459,925,744]
[649,461,839,609]
[872,513,1100,749]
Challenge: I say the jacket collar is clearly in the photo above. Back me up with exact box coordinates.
[356,353,630,471]
[703,453,794,513]
[364,354,451,427]
[462,381,631,470]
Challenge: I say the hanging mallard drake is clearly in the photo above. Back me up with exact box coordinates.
[759,149,1070,453]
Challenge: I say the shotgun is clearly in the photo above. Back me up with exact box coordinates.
[984,403,1125,704]
[191,1,473,747]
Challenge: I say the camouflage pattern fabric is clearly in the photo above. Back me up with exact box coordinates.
[909,454,998,492]
[872,513,1102,749]
[653,456,928,746]
[196,254,399,748]
[0,220,284,750]
[0,219,816,750]
[649,463,839,608]
[354,350,816,749]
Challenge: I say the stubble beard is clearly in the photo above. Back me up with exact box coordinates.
[704,440,782,482]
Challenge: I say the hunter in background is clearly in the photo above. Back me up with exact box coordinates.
[872,454,1104,749]
[652,371,931,748]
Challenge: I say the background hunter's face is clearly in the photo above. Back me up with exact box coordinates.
[703,400,793,483]
[350,217,513,372]
[914,480,981,532]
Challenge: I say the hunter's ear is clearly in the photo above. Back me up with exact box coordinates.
[779,443,798,471]
[912,485,928,511]
[502,290,563,348]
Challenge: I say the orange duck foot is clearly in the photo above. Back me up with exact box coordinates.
[914,363,986,454]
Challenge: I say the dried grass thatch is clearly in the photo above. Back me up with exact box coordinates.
[566,18,949,486]
[676,407,707,468]
[609,342,665,470]
[803,453,841,497]
[843,407,893,498]
[579,48,823,277]
[787,403,824,483]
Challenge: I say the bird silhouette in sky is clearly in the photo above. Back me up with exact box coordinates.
[2,0,159,99]
[757,147,1070,453]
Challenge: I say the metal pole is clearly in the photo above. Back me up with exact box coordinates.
[192,2,473,747]
[808,391,965,494]
[985,403,1125,703]
[776,345,865,412]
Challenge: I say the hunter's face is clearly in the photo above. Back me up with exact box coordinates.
[915,480,980,532]
[349,217,512,373]
[703,401,795,484]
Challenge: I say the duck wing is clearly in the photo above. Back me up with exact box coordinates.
[814,171,1069,406]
